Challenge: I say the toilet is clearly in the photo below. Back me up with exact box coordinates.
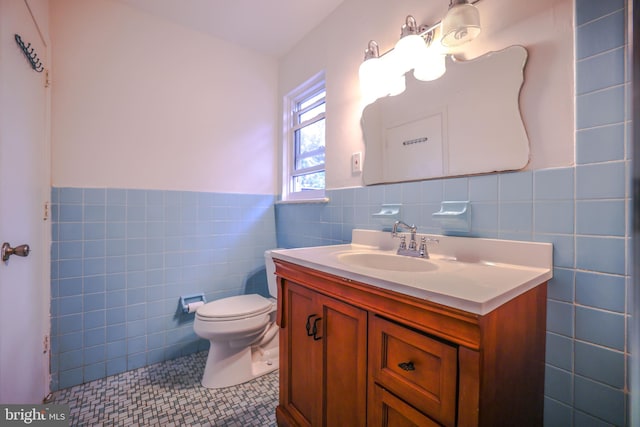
[193,249,280,389]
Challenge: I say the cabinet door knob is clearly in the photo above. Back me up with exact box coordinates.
[398,361,415,371]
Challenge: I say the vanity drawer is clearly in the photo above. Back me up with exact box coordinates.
[371,384,441,427]
[369,315,458,427]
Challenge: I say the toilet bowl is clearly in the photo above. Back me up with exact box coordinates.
[193,249,280,388]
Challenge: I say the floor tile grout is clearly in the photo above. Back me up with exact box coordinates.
[49,351,278,426]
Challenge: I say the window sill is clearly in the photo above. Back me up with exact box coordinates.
[276,197,330,205]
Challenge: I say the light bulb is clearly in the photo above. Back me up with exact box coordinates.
[381,49,406,97]
[394,34,428,76]
[413,51,446,81]
[414,29,446,81]
[359,56,385,104]
[386,74,407,97]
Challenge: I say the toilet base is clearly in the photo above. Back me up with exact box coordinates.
[201,330,279,389]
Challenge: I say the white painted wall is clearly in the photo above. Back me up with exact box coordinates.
[50,0,279,194]
[279,0,574,190]
[51,0,572,194]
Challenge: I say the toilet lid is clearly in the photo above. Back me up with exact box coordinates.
[197,294,273,320]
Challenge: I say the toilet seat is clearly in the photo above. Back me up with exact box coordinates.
[196,294,274,322]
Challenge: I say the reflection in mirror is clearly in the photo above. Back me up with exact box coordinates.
[361,45,529,185]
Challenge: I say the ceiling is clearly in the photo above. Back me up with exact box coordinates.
[115,0,346,57]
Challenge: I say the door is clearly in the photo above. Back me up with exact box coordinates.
[0,0,50,403]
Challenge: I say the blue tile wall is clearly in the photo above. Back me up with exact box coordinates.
[275,2,630,425]
[50,188,276,390]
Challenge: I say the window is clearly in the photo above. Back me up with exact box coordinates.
[283,74,326,201]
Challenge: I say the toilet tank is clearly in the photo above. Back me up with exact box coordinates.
[264,249,280,298]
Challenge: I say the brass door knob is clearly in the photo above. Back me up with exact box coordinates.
[2,242,30,262]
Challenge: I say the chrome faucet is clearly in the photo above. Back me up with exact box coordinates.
[392,221,438,259]
[392,221,419,257]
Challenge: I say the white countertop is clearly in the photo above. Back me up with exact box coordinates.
[271,230,553,315]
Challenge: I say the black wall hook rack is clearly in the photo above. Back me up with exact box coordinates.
[14,34,44,72]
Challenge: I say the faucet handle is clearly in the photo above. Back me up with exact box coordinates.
[408,237,417,251]
[418,237,439,258]
[398,235,407,250]
[419,237,427,257]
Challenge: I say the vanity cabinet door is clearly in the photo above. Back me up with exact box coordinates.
[280,282,321,427]
[322,289,367,427]
[278,280,367,427]
[369,315,458,427]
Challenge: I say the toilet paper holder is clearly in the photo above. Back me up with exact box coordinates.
[180,294,206,314]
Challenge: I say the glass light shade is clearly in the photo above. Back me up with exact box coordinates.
[441,2,481,47]
[386,74,406,97]
[359,56,385,104]
[413,50,446,82]
[359,55,406,104]
[382,49,406,96]
[393,34,429,76]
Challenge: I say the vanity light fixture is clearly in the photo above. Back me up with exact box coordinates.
[359,17,444,104]
[359,1,481,105]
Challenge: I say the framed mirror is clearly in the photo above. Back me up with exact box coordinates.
[361,45,530,185]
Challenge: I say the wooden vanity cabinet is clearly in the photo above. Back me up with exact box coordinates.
[274,260,547,427]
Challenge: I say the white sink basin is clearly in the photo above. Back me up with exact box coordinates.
[270,229,553,315]
[337,252,438,272]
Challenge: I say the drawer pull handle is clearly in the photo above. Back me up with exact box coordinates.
[306,314,317,336]
[398,361,415,371]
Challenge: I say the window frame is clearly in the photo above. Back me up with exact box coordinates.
[282,72,326,202]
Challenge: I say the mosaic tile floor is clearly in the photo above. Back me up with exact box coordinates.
[49,351,278,426]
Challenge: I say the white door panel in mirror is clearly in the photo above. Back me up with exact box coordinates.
[384,113,445,182]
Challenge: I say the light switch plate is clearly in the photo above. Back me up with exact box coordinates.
[351,152,362,173]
